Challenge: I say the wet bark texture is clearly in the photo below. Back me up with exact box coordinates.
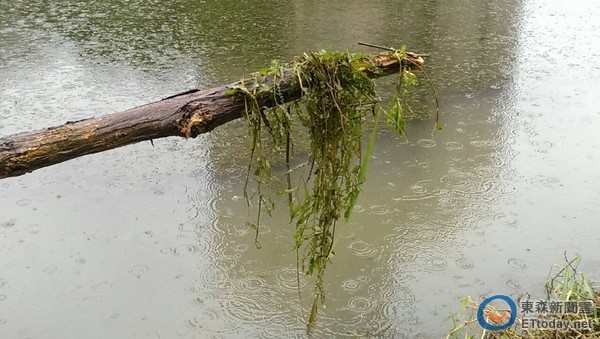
[0,53,422,179]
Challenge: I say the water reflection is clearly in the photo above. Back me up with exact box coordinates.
[1,3,221,336]
[1,0,295,84]
[199,0,530,336]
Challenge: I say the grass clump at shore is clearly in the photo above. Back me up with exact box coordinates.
[446,254,600,338]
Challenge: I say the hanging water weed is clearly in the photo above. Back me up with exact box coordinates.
[226,47,435,330]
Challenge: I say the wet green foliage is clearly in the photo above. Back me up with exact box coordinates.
[386,49,419,136]
[231,48,420,330]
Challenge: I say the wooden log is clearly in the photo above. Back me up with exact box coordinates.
[0,53,424,179]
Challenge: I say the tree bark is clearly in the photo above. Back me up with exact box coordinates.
[0,53,423,179]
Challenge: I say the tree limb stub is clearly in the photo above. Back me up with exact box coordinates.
[0,52,424,179]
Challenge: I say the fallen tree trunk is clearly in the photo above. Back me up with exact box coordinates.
[0,52,424,179]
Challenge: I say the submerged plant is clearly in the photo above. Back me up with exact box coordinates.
[227,47,429,330]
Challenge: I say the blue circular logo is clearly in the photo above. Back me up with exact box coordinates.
[477,294,517,331]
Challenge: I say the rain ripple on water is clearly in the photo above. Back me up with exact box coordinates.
[379,287,417,318]
[348,240,378,258]
[221,293,285,324]
[342,279,361,292]
[275,268,309,290]
[1,219,16,228]
[427,257,449,272]
[185,312,239,336]
[455,257,475,269]
[508,258,527,270]
[347,296,374,313]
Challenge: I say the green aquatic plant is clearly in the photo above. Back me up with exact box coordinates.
[227,47,425,330]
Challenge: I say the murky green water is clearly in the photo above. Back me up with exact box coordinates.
[2,0,600,337]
